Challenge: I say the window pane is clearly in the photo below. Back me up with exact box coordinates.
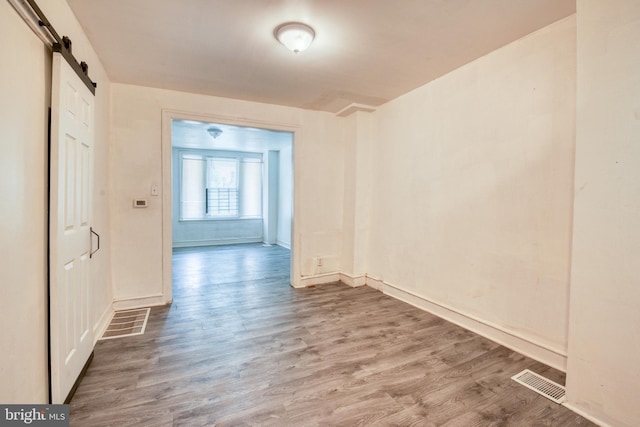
[206,158,237,189]
[181,156,205,219]
[206,158,238,216]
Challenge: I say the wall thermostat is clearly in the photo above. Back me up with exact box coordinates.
[133,199,148,208]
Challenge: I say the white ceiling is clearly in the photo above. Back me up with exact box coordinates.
[171,119,293,152]
[66,0,575,114]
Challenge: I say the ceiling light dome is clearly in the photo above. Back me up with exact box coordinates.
[274,22,315,54]
[207,127,223,139]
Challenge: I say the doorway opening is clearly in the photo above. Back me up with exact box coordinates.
[161,113,295,301]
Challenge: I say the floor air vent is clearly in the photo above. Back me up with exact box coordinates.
[101,308,150,340]
[511,369,566,404]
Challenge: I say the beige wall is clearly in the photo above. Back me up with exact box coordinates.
[0,0,50,403]
[566,1,640,425]
[109,84,344,302]
[277,145,294,248]
[0,0,112,402]
[341,111,373,280]
[365,16,576,368]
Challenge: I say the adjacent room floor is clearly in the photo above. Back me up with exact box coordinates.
[69,243,594,426]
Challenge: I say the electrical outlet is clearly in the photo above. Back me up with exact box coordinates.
[316,257,323,267]
[150,184,159,196]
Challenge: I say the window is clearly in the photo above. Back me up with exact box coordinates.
[179,152,262,220]
[206,158,238,216]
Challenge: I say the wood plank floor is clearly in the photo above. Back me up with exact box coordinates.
[70,243,594,426]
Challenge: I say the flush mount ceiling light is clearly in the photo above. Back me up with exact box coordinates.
[207,127,223,139]
[274,22,315,54]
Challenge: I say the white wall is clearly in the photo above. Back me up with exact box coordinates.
[365,16,576,369]
[0,1,50,403]
[566,1,640,426]
[341,111,373,281]
[110,84,343,302]
[0,0,112,402]
[277,145,293,248]
[264,150,279,245]
[172,218,263,247]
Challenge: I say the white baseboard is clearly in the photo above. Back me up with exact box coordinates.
[365,275,384,291]
[112,294,170,311]
[366,276,567,372]
[276,240,291,250]
[92,304,114,345]
[296,272,341,288]
[561,403,610,427]
[172,237,263,248]
[339,273,367,287]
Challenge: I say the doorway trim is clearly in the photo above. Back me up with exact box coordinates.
[161,109,299,299]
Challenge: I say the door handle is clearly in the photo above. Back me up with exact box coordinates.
[90,227,100,258]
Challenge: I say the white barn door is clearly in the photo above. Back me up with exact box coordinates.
[49,52,95,403]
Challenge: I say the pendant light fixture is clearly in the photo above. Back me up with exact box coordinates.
[274,22,315,54]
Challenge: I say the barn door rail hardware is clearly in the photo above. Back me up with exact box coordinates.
[8,0,97,94]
